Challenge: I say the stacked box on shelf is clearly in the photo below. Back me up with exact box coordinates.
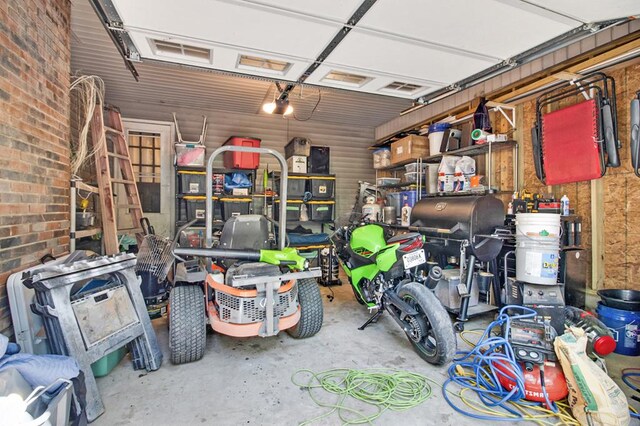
[390,135,429,164]
[274,199,302,221]
[178,170,206,194]
[220,197,252,220]
[308,201,334,221]
[223,136,261,169]
[309,175,335,199]
[274,174,307,199]
[181,196,223,222]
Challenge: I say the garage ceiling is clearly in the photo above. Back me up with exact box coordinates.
[105,0,639,100]
[71,0,412,128]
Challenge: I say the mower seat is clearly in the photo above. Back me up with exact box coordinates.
[219,215,270,250]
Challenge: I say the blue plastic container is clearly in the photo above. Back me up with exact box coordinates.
[428,122,452,133]
[596,302,640,356]
[400,191,427,208]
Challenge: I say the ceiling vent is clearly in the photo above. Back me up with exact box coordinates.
[237,54,291,74]
[381,81,423,95]
[322,70,371,87]
[149,39,212,63]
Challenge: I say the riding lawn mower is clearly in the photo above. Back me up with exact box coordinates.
[169,146,323,364]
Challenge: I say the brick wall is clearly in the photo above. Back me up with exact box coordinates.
[0,0,71,336]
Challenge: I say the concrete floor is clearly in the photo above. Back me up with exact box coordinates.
[94,282,640,426]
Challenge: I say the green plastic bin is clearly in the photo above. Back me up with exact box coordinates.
[91,346,127,378]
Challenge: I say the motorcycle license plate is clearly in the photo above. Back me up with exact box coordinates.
[402,250,426,269]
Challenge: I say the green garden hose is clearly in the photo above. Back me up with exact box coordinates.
[291,368,433,425]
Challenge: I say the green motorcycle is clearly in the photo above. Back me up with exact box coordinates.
[332,222,456,365]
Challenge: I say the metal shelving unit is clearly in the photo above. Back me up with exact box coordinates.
[375,140,518,202]
[174,165,258,243]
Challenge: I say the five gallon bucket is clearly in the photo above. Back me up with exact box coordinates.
[428,123,451,155]
[596,303,640,356]
[515,213,561,285]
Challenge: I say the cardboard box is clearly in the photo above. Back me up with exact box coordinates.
[287,155,307,173]
[390,135,429,164]
[285,137,311,158]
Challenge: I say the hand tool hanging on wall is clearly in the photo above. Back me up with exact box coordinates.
[631,90,640,177]
[531,72,620,185]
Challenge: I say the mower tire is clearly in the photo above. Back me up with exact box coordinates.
[287,278,323,339]
[169,285,206,364]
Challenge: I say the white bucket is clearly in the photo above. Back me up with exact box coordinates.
[515,238,560,284]
[515,213,561,240]
[428,132,445,155]
[515,213,561,284]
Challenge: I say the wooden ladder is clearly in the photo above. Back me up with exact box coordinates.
[90,104,144,254]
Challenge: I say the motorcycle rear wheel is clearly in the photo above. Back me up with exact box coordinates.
[398,283,456,365]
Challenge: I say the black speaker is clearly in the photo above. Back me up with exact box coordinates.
[308,146,330,174]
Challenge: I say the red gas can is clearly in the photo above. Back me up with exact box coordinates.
[223,136,261,169]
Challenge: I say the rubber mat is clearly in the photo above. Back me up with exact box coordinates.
[541,99,602,185]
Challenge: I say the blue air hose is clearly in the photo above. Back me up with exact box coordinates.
[442,305,560,421]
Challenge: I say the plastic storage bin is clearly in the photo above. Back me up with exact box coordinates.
[309,201,334,221]
[310,176,335,199]
[176,144,206,166]
[221,198,251,220]
[404,163,427,173]
[92,346,127,377]
[275,175,307,198]
[400,190,426,208]
[373,148,391,169]
[178,171,206,194]
[184,197,206,221]
[223,136,261,169]
[377,177,401,186]
[404,172,424,183]
[274,200,302,221]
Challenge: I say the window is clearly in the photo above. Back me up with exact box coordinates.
[129,131,161,213]
[322,70,371,87]
[380,81,424,95]
[237,54,291,74]
[149,39,212,63]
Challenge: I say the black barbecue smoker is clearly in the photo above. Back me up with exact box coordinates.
[410,195,507,329]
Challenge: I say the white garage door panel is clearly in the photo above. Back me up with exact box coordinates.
[111,0,340,60]
[303,64,445,98]
[325,30,497,86]
[525,0,640,23]
[238,0,364,23]
[357,0,578,60]
[127,30,312,81]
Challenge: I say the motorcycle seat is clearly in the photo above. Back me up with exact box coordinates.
[387,232,422,244]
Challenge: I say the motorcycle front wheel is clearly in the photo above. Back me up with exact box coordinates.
[397,283,456,365]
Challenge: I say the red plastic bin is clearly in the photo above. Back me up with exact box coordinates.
[223,136,261,169]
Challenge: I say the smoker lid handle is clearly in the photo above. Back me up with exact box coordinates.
[408,223,461,234]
